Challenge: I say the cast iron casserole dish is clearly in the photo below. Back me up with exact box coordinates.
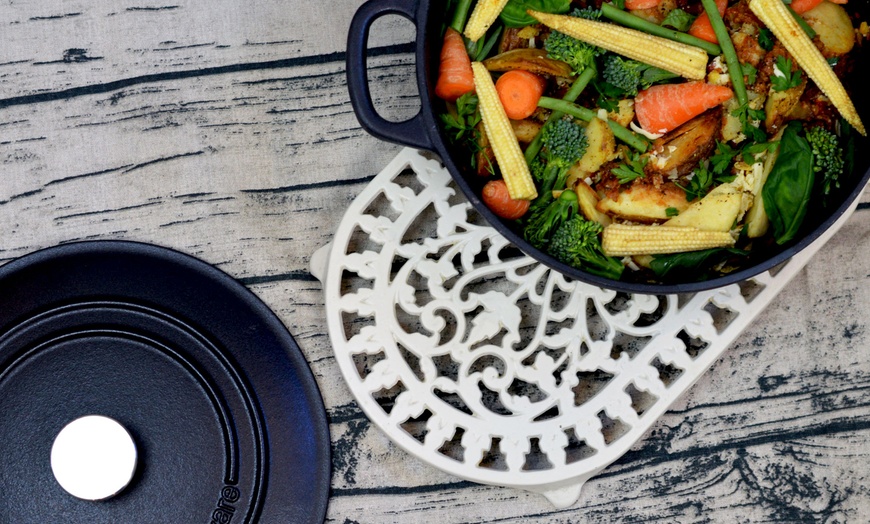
[346,0,870,294]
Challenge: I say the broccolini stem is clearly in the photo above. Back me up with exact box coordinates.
[525,67,597,163]
[699,0,748,108]
[600,3,722,56]
[471,26,502,61]
[537,96,649,152]
[450,0,474,33]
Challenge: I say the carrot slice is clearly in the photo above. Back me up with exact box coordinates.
[481,179,531,219]
[495,70,546,120]
[790,0,824,13]
[625,0,662,9]
[435,28,475,102]
[635,81,734,134]
[688,0,728,44]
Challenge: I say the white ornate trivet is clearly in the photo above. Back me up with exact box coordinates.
[310,148,859,508]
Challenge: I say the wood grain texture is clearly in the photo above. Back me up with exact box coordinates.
[2,1,869,522]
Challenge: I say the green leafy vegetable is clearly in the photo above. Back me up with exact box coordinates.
[771,56,802,92]
[731,103,767,144]
[665,207,680,217]
[758,28,774,51]
[660,8,695,32]
[593,79,624,113]
[677,166,714,201]
[741,141,779,164]
[709,141,738,175]
[762,121,814,244]
[440,93,487,172]
[549,215,624,279]
[500,0,570,28]
[741,63,758,85]
[650,248,747,279]
[613,150,648,185]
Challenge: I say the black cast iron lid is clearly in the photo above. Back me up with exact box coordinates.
[0,241,330,523]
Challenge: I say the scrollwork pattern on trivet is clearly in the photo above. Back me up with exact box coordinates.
[319,149,826,507]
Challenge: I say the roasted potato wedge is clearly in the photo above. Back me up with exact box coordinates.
[664,181,744,232]
[744,130,783,238]
[575,117,617,175]
[764,79,806,133]
[511,119,543,143]
[597,180,690,223]
[646,109,721,176]
[803,1,855,57]
[574,180,612,226]
[607,99,635,128]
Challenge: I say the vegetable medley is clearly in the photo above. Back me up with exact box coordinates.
[436,0,866,282]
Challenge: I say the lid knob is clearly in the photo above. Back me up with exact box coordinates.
[50,415,138,501]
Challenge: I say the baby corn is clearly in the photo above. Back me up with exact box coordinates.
[529,10,709,80]
[471,62,538,200]
[602,224,735,256]
[464,0,510,42]
[749,0,865,135]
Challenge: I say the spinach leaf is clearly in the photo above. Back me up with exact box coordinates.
[500,0,571,28]
[758,28,774,51]
[661,8,695,32]
[650,248,747,279]
[762,121,814,244]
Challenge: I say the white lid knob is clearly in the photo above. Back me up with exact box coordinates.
[50,415,138,501]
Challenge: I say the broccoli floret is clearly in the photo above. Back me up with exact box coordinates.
[805,125,845,197]
[602,55,679,96]
[523,190,579,250]
[538,117,588,197]
[544,8,604,75]
[549,215,624,280]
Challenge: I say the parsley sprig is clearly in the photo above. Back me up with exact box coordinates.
[678,139,778,202]
[732,103,767,144]
[440,93,491,173]
[613,149,648,185]
[771,56,802,92]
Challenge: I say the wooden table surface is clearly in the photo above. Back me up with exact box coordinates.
[3,1,869,522]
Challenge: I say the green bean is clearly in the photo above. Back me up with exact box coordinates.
[699,0,748,107]
[537,96,649,152]
[601,3,722,56]
[450,0,473,33]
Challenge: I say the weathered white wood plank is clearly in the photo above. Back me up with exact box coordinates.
[2,0,870,520]
[1,0,416,98]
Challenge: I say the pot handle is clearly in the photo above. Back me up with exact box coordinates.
[346,0,434,151]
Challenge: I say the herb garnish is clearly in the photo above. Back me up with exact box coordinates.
[613,150,648,184]
[771,56,802,91]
